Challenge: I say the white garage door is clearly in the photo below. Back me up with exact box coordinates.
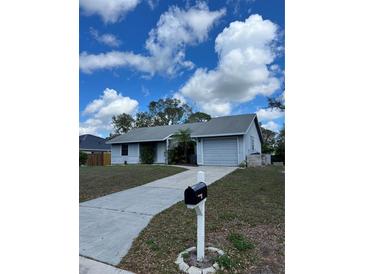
[203,137,238,166]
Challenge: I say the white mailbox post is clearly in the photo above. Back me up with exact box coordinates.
[186,171,206,262]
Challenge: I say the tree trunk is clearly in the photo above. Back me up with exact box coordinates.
[184,144,187,163]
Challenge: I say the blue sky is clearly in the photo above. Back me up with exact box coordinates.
[79,0,284,137]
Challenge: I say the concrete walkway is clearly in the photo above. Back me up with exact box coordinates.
[80,256,134,274]
[80,166,236,266]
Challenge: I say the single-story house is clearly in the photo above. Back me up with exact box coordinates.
[79,134,111,154]
[106,114,263,167]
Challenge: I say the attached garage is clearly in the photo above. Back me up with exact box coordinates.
[201,137,238,166]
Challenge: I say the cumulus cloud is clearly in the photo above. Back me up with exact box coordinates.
[176,14,282,116]
[80,88,139,136]
[80,0,140,23]
[261,121,280,133]
[90,28,121,47]
[256,108,284,121]
[79,3,226,76]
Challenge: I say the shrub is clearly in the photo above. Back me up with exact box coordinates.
[272,154,285,164]
[167,141,195,164]
[228,233,254,251]
[79,151,88,166]
[239,160,247,168]
[217,254,235,269]
[167,146,184,164]
[140,145,155,164]
[182,252,189,260]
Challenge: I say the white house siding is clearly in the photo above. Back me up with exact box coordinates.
[155,141,166,163]
[238,135,245,165]
[244,122,262,157]
[111,143,140,164]
[196,138,203,165]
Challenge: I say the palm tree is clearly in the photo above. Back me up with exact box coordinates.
[173,128,192,163]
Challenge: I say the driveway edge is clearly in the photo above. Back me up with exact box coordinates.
[79,256,135,274]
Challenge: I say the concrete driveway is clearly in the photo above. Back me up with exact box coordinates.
[79,166,236,266]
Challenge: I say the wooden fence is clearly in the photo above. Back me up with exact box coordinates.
[86,152,111,166]
[103,152,111,166]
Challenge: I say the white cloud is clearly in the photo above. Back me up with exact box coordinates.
[80,0,140,23]
[141,85,150,97]
[261,121,280,132]
[256,108,284,121]
[80,88,139,136]
[147,0,159,10]
[79,51,153,74]
[176,14,282,116]
[200,99,232,116]
[79,118,104,136]
[172,92,187,104]
[79,3,226,76]
[90,28,121,47]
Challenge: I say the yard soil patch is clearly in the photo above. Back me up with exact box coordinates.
[119,166,285,274]
[186,250,219,268]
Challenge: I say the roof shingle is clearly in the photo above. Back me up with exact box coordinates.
[79,134,111,151]
[106,114,260,144]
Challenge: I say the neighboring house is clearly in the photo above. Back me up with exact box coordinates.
[106,114,263,167]
[79,134,111,154]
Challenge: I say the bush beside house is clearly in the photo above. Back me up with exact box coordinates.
[79,151,88,166]
[140,144,155,164]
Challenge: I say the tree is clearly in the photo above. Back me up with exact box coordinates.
[172,128,192,163]
[135,111,153,128]
[186,112,211,123]
[265,92,285,161]
[148,98,192,126]
[111,113,135,134]
[261,127,277,154]
[108,97,196,136]
[267,93,285,111]
[107,133,119,139]
[275,126,285,162]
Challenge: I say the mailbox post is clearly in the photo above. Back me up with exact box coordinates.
[184,171,207,262]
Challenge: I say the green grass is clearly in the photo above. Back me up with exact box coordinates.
[217,254,235,270]
[182,252,189,260]
[145,239,160,251]
[119,166,285,274]
[228,233,254,251]
[79,165,186,202]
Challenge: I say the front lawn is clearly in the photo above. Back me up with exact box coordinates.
[119,166,284,274]
[79,165,187,202]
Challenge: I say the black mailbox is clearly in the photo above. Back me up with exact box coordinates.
[184,182,207,205]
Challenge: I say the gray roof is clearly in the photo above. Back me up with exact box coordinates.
[79,134,111,151]
[106,114,262,144]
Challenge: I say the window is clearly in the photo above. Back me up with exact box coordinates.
[250,136,255,151]
[121,144,128,156]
